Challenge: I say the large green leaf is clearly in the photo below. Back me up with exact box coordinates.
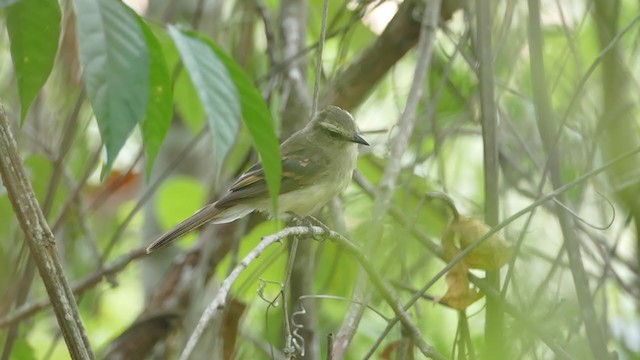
[138,20,172,178]
[206,40,281,212]
[168,26,240,172]
[73,0,149,175]
[148,24,204,133]
[6,0,61,122]
[174,69,206,133]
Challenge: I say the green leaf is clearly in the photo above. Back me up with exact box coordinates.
[207,41,282,213]
[174,70,205,133]
[148,24,204,132]
[138,21,172,178]
[6,0,61,122]
[73,0,149,176]
[168,25,240,172]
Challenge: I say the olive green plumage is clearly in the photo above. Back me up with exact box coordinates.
[146,106,368,253]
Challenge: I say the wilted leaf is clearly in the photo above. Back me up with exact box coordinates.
[381,339,415,360]
[443,215,514,271]
[84,169,142,212]
[441,260,483,310]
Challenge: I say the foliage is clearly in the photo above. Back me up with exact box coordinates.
[0,0,639,359]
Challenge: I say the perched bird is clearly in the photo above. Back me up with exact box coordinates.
[146,106,369,253]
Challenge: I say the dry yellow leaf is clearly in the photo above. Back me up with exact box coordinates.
[441,260,484,310]
[444,216,514,271]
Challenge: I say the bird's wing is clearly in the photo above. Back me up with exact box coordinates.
[215,148,324,209]
[146,204,222,253]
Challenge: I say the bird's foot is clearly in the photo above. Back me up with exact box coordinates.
[287,213,330,241]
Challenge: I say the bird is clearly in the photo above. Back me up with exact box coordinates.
[146,105,369,253]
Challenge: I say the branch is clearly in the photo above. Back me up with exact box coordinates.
[179,226,446,360]
[278,0,320,357]
[474,0,504,354]
[321,0,423,111]
[356,144,640,357]
[527,0,610,358]
[0,247,147,328]
[0,106,95,359]
[334,0,442,355]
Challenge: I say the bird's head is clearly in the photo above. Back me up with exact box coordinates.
[310,106,369,146]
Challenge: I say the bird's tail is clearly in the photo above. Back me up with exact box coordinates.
[146,204,222,253]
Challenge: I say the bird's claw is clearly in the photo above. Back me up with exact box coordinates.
[287,213,329,241]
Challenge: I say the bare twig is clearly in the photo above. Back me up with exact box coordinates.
[321,0,428,110]
[179,226,446,360]
[527,0,610,358]
[474,0,503,354]
[101,129,207,260]
[361,143,640,357]
[0,247,147,328]
[283,237,299,355]
[278,0,320,358]
[179,226,301,360]
[311,0,329,116]
[0,106,95,359]
[2,91,86,358]
[334,0,442,355]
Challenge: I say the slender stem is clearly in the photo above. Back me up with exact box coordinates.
[0,247,147,328]
[474,0,503,356]
[179,226,446,360]
[311,0,329,115]
[0,106,95,359]
[527,0,610,358]
[362,143,640,357]
[333,0,442,354]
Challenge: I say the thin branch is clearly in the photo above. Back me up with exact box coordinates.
[334,1,442,354]
[0,106,95,359]
[527,0,610,358]
[474,0,503,353]
[468,274,576,360]
[311,0,329,116]
[179,226,446,360]
[361,143,640,357]
[278,0,320,357]
[282,237,299,355]
[2,91,87,358]
[0,247,147,328]
[326,333,334,360]
[320,0,443,111]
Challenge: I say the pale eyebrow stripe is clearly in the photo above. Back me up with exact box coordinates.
[319,122,341,133]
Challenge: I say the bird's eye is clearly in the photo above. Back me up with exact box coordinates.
[326,128,344,140]
[318,121,345,140]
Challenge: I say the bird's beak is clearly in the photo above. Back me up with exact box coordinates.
[351,133,369,146]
